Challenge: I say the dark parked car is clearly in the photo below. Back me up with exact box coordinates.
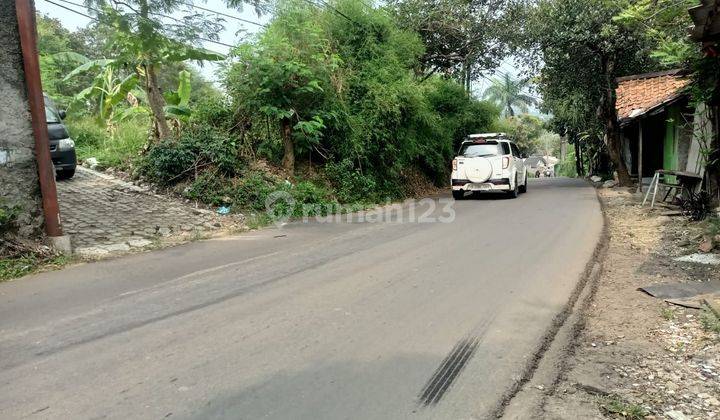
[44,94,77,179]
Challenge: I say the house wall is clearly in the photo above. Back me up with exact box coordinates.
[0,2,43,238]
[677,107,695,172]
[662,103,696,179]
[620,127,635,174]
[664,107,679,183]
[689,103,712,175]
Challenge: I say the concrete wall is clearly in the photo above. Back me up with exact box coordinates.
[0,0,43,238]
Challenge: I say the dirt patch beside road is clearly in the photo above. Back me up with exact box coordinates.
[537,188,720,419]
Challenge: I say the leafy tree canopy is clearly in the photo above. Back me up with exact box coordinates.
[388,0,512,86]
[518,0,655,183]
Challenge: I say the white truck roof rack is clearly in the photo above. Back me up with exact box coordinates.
[464,133,508,141]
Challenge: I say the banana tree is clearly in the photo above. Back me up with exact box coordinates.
[63,55,147,131]
[80,2,224,140]
[164,69,193,119]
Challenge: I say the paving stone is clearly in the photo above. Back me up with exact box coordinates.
[75,247,110,258]
[57,167,242,257]
[127,238,153,248]
[100,243,131,252]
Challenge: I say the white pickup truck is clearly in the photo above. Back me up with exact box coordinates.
[451,133,528,200]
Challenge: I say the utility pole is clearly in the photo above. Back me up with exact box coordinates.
[13,0,70,251]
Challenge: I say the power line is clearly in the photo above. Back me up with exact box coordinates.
[316,0,361,25]
[300,0,362,26]
[175,0,266,27]
[45,0,232,52]
[142,9,238,48]
[42,0,93,19]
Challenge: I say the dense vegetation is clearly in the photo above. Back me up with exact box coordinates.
[511,0,718,188]
[38,0,551,217]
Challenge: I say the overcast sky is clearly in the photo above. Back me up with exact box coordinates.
[35,0,269,83]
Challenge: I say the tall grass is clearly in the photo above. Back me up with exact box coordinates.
[66,116,149,170]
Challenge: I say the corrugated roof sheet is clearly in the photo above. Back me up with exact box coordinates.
[615,70,690,121]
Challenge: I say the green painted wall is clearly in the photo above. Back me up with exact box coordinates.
[664,107,680,183]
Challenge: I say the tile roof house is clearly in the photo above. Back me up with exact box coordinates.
[616,70,690,124]
[615,70,703,191]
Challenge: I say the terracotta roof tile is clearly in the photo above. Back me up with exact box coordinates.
[616,71,690,121]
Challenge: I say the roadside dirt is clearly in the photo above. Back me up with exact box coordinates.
[538,188,720,419]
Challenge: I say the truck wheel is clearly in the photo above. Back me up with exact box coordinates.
[56,168,75,180]
[452,190,465,200]
[519,174,527,193]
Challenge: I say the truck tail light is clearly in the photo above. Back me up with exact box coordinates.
[452,159,457,171]
[502,156,510,169]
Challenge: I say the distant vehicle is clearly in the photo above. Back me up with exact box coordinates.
[451,133,528,199]
[44,94,77,179]
[524,156,548,178]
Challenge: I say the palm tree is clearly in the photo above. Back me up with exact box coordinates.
[483,74,538,117]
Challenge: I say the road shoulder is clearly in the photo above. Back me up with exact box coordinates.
[504,187,720,419]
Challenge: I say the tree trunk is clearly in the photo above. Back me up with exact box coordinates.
[465,59,472,94]
[281,118,294,174]
[144,64,171,141]
[573,134,584,176]
[599,57,632,185]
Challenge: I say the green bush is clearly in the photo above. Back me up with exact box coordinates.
[290,181,337,216]
[190,97,236,131]
[182,172,231,206]
[141,139,198,185]
[66,117,148,169]
[139,126,243,185]
[0,202,21,235]
[182,169,279,212]
[231,171,279,211]
[325,159,378,203]
[77,0,507,214]
[182,169,338,217]
[226,0,499,199]
[556,147,579,177]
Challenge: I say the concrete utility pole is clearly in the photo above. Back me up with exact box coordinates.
[0,0,69,251]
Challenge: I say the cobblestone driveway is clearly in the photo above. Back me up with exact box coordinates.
[57,168,242,258]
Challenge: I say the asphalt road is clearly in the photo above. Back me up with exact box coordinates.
[0,178,603,420]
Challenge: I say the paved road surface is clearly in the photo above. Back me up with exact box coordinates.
[0,178,603,419]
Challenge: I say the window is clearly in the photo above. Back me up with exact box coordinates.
[45,106,61,124]
[501,142,511,155]
[459,142,502,157]
[510,143,521,157]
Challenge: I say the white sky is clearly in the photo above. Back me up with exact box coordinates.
[35,0,269,83]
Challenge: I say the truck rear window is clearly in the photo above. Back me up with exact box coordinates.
[459,142,502,157]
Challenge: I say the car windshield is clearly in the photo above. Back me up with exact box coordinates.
[459,142,501,157]
[45,105,61,123]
